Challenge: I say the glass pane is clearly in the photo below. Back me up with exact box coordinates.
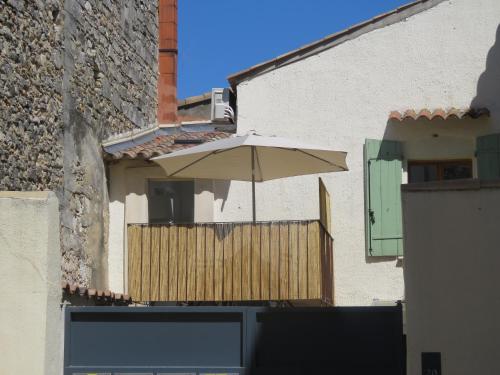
[148,180,194,224]
[442,164,472,180]
[409,164,438,183]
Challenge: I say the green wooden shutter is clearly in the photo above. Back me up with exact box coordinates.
[364,139,403,257]
[477,133,500,180]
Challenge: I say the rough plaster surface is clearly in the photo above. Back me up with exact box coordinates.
[0,192,63,375]
[403,185,500,375]
[1,0,158,288]
[228,0,500,305]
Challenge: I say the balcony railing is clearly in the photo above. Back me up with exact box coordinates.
[127,220,334,305]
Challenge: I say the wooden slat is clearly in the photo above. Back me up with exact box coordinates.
[269,223,280,300]
[298,222,309,299]
[223,224,233,300]
[232,224,242,301]
[319,177,332,234]
[329,236,335,304]
[307,221,321,299]
[150,226,161,301]
[205,225,215,301]
[168,226,178,300]
[260,223,270,300]
[195,225,206,301]
[128,225,142,300]
[320,228,326,303]
[241,223,252,300]
[326,233,334,304]
[127,220,333,304]
[214,224,224,301]
[279,222,289,300]
[288,222,299,300]
[177,226,187,301]
[186,225,197,301]
[322,232,334,305]
[141,226,151,301]
[251,223,261,300]
[159,226,169,300]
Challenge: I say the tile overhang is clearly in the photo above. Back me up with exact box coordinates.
[388,108,490,122]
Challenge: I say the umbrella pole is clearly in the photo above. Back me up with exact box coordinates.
[251,146,256,223]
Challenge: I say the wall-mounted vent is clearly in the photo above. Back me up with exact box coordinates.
[211,88,234,123]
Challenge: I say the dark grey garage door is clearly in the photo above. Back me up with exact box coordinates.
[65,305,404,375]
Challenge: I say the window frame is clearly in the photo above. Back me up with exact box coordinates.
[147,178,195,224]
[407,159,473,183]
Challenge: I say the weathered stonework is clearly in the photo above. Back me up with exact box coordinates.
[61,0,158,288]
[0,0,64,191]
[0,0,158,288]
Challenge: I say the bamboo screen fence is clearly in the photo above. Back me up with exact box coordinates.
[127,220,334,305]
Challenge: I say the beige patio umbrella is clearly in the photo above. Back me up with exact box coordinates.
[151,133,348,222]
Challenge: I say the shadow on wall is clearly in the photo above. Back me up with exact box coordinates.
[471,24,500,118]
[213,180,231,212]
[365,25,500,266]
[366,254,403,266]
[382,23,500,143]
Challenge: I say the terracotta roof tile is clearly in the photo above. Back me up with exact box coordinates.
[389,111,402,121]
[403,109,418,121]
[431,108,447,120]
[178,92,211,107]
[105,131,232,160]
[62,282,132,305]
[417,109,432,121]
[389,107,489,122]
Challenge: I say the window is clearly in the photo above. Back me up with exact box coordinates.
[408,160,472,183]
[148,180,194,224]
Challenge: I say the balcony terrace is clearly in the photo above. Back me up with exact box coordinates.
[127,220,334,305]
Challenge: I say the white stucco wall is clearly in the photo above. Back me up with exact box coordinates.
[108,160,216,293]
[0,191,63,375]
[402,181,500,375]
[227,0,500,305]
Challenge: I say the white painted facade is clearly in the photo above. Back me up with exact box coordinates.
[402,180,500,375]
[0,192,63,375]
[108,160,220,292]
[107,0,500,305]
[221,0,500,305]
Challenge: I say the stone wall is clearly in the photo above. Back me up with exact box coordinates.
[61,0,158,288]
[0,0,64,191]
[0,0,158,288]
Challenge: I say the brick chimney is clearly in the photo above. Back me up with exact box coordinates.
[158,0,178,124]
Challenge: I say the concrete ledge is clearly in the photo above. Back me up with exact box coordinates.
[402,178,500,192]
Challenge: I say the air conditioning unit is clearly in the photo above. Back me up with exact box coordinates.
[211,88,234,122]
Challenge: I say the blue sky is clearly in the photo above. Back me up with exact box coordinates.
[178,0,410,99]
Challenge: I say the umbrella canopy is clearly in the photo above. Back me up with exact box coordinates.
[151,133,348,221]
[152,133,347,180]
